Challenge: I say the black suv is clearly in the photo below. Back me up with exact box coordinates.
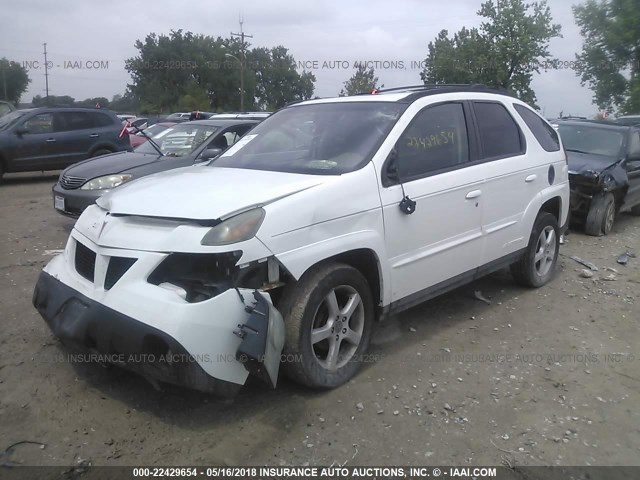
[554,119,640,235]
[0,107,131,183]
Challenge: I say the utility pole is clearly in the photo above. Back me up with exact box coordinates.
[2,64,7,101]
[230,15,252,112]
[43,43,50,105]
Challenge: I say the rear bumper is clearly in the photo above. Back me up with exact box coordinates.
[33,271,241,396]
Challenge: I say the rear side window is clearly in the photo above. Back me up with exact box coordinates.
[514,104,560,152]
[57,112,92,132]
[92,112,115,127]
[396,102,470,180]
[473,102,524,159]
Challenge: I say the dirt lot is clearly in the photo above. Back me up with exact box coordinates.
[0,172,639,469]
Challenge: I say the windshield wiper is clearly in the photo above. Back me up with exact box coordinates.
[131,125,164,156]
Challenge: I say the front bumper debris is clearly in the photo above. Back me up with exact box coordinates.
[33,252,285,395]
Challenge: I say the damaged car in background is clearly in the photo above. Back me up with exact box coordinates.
[555,120,640,236]
[33,85,569,395]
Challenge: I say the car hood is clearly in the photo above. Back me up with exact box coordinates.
[567,151,619,175]
[97,166,333,220]
[63,151,162,179]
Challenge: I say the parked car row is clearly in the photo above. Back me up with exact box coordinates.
[52,118,259,216]
[34,84,572,396]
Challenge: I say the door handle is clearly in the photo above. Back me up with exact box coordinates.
[89,134,99,138]
[46,138,56,143]
[465,190,482,199]
[525,174,537,183]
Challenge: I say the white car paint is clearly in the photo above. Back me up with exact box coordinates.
[37,88,569,389]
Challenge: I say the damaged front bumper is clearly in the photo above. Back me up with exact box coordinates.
[32,229,285,395]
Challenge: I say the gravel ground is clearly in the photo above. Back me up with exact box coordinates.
[0,172,638,471]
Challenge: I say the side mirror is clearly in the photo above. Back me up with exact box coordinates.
[199,147,223,161]
[15,126,29,136]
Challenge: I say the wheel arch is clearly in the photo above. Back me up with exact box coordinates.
[88,143,116,157]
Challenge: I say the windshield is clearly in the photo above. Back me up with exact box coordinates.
[558,124,625,157]
[212,102,405,175]
[136,123,171,137]
[134,123,218,157]
[0,110,25,130]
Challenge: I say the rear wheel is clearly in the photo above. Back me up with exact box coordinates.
[280,262,374,388]
[585,193,615,236]
[511,212,559,288]
[91,148,112,158]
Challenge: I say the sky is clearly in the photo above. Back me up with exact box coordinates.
[0,0,596,117]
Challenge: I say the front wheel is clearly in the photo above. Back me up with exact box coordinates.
[280,262,374,388]
[511,212,559,288]
[585,193,615,236]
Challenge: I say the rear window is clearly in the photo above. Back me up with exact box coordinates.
[514,104,560,152]
[92,112,115,127]
[473,102,524,159]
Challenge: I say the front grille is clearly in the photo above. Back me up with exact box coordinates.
[60,174,87,189]
[74,242,96,282]
[104,257,137,290]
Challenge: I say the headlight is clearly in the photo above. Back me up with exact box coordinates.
[80,174,133,190]
[201,208,265,246]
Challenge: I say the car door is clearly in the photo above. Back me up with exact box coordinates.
[11,112,64,170]
[55,111,95,167]
[379,101,484,305]
[624,129,640,208]
[472,101,551,266]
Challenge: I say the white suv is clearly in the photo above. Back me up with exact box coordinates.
[33,85,569,395]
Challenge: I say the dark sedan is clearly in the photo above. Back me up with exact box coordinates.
[555,120,640,235]
[52,119,259,217]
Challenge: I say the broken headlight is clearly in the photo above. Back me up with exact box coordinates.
[201,208,265,246]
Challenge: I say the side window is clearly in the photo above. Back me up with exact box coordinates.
[629,130,640,158]
[514,104,560,152]
[473,102,524,159]
[57,112,92,132]
[92,112,115,128]
[23,113,53,134]
[396,103,470,180]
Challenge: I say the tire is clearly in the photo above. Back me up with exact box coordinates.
[0,160,4,185]
[585,193,615,236]
[279,262,374,388]
[511,212,559,288]
[91,148,113,158]
[630,204,640,216]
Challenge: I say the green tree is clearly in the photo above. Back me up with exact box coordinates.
[340,64,383,96]
[249,46,315,110]
[110,91,140,113]
[126,30,230,112]
[421,0,561,106]
[0,58,31,105]
[573,0,640,114]
[32,95,75,107]
[76,97,110,108]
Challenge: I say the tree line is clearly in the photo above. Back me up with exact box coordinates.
[1,0,638,115]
